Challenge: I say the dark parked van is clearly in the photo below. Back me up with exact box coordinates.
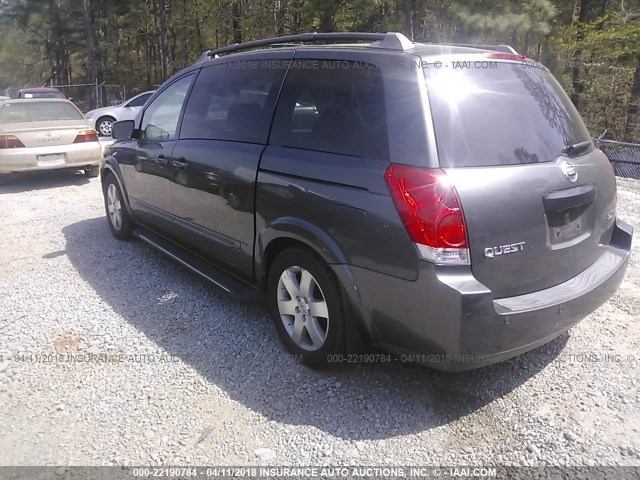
[101,32,632,370]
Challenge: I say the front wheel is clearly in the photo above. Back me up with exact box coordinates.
[102,174,133,240]
[267,247,346,368]
[96,116,115,137]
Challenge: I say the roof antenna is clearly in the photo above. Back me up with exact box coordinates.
[370,32,414,51]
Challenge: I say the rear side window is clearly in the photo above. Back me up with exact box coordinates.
[425,62,592,167]
[0,102,83,123]
[270,60,388,160]
[126,93,153,108]
[180,60,289,144]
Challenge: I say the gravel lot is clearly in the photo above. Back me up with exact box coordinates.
[0,171,638,467]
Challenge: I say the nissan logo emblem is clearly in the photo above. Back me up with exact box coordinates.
[560,161,578,183]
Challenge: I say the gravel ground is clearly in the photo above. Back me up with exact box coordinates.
[0,170,638,467]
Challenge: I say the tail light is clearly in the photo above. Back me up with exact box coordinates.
[74,129,99,143]
[483,52,527,62]
[0,135,25,149]
[385,164,470,265]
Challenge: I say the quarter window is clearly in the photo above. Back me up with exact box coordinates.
[270,60,388,160]
[140,75,193,141]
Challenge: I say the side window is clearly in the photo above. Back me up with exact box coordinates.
[180,60,289,144]
[140,75,193,141]
[270,60,389,160]
[126,93,153,108]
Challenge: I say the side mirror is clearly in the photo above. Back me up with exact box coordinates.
[112,120,135,139]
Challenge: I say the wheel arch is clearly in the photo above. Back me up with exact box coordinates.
[256,218,374,347]
[101,158,133,215]
[96,114,117,124]
[256,217,347,288]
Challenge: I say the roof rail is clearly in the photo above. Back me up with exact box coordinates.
[427,43,518,54]
[197,32,414,62]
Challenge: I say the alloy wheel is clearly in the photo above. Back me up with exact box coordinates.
[277,266,329,351]
[106,183,122,230]
[98,119,113,136]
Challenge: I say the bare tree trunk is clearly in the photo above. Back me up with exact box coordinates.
[318,0,338,32]
[232,0,242,43]
[158,0,170,81]
[181,0,188,63]
[624,56,640,141]
[82,0,97,108]
[523,31,530,55]
[275,0,288,36]
[571,0,590,109]
[291,0,303,34]
[48,0,66,85]
[194,0,204,52]
[511,0,521,51]
[145,1,152,87]
[405,0,414,40]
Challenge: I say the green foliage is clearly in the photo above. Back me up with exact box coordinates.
[0,0,639,139]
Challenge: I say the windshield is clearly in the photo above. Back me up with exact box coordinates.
[0,101,84,123]
[425,61,592,167]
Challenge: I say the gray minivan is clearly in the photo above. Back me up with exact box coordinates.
[101,32,632,370]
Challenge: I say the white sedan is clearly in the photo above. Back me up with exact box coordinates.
[0,99,102,182]
[85,90,155,137]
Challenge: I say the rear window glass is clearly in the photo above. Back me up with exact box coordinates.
[425,62,592,167]
[0,102,83,123]
[22,92,62,98]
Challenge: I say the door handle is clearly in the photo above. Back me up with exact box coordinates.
[172,158,188,169]
[155,155,169,165]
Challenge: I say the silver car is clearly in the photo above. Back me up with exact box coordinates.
[0,99,102,182]
[85,90,155,137]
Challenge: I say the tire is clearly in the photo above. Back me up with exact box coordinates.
[102,173,133,240]
[267,246,346,368]
[85,165,100,177]
[96,116,115,137]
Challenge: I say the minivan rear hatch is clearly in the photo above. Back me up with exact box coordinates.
[424,56,617,298]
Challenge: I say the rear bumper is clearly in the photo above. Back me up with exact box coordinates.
[0,143,102,174]
[351,218,633,371]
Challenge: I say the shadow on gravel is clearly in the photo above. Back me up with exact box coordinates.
[0,170,90,194]
[64,217,567,441]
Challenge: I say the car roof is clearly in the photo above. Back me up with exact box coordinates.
[18,87,63,92]
[1,98,73,104]
[129,90,155,97]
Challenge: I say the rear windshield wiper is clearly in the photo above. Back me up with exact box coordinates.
[560,140,592,157]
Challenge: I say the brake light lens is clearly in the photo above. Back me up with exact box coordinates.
[483,52,527,62]
[385,164,470,265]
[0,135,25,149]
[73,129,99,143]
